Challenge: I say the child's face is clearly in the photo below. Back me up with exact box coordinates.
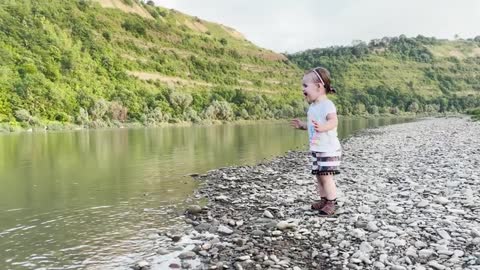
[302,73,325,103]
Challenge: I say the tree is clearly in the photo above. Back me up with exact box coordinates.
[169,91,193,114]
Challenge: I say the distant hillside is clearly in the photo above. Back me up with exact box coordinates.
[0,0,303,129]
[2,1,479,131]
[288,35,480,115]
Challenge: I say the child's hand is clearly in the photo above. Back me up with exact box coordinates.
[312,120,322,132]
[290,119,304,129]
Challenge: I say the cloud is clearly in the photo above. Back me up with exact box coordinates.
[154,0,480,53]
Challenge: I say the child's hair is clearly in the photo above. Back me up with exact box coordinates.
[307,67,336,94]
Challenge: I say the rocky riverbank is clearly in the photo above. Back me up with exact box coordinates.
[146,117,480,270]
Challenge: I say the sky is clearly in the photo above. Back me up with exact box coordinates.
[153,0,480,53]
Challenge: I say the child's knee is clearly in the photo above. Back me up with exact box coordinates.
[319,175,334,183]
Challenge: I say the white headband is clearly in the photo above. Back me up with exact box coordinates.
[312,69,325,86]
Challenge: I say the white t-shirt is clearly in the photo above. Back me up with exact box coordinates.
[307,99,341,152]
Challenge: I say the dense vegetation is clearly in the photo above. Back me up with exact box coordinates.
[288,35,480,115]
[1,0,480,131]
[0,0,302,131]
[467,108,480,121]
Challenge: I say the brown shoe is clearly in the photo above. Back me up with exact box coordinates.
[319,199,336,216]
[311,197,327,210]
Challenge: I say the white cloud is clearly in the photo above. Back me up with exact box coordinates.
[153,0,480,53]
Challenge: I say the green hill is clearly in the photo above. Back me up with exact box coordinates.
[288,35,480,115]
[0,0,303,130]
[1,1,480,131]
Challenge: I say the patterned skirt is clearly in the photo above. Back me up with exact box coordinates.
[311,150,341,175]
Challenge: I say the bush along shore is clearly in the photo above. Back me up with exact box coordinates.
[0,112,456,134]
[137,117,479,270]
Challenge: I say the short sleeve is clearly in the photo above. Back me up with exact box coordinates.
[326,100,337,114]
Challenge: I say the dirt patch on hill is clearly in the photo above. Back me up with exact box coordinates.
[185,19,209,33]
[221,25,245,40]
[95,0,153,20]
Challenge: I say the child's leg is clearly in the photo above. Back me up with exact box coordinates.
[311,175,327,210]
[317,174,337,215]
[315,175,327,197]
[319,174,337,200]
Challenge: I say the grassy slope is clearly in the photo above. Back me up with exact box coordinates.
[0,0,303,126]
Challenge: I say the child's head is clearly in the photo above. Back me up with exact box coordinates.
[302,67,336,103]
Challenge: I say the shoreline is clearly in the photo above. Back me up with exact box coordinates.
[145,116,480,270]
[0,112,449,135]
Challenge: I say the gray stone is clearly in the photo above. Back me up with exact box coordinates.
[271,230,282,236]
[419,249,435,259]
[417,200,429,208]
[360,242,374,253]
[133,260,150,270]
[434,197,449,205]
[437,229,451,240]
[263,210,274,218]
[234,262,243,270]
[358,205,371,213]
[414,241,428,249]
[372,239,385,248]
[406,247,418,258]
[276,220,298,230]
[351,229,366,239]
[390,238,406,246]
[195,223,211,232]
[252,229,264,236]
[414,264,426,270]
[472,237,480,245]
[187,205,202,214]
[387,206,404,214]
[366,221,379,232]
[178,251,196,260]
[218,225,233,235]
[427,260,446,270]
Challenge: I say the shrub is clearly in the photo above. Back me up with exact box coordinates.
[14,109,32,122]
[169,91,193,113]
[54,112,72,122]
[76,107,90,125]
[108,101,128,122]
[122,18,146,37]
[142,107,167,125]
[183,108,201,123]
[203,100,234,120]
[90,99,109,120]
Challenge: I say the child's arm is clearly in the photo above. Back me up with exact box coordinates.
[312,112,338,132]
[291,119,307,130]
